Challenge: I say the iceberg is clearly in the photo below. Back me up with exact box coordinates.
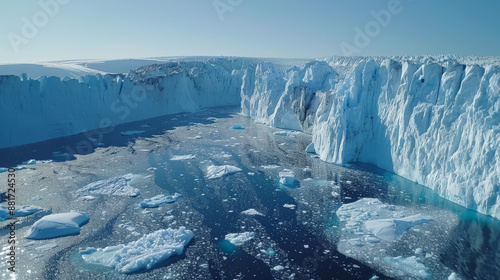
[225,232,255,246]
[140,193,182,208]
[80,227,193,274]
[0,205,43,220]
[241,209,264,216]
[278,169,295,185]
[24,212,89,240]
[78,174,141,197]
[170,154,196,161]
[305,143,316,153]
[205,165,242,179]
[231,124,245,130]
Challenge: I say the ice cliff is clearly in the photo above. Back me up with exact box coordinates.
[1,56,498,219]
[241,56,500,220]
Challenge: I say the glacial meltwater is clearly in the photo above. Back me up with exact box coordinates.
[0,106,498,279]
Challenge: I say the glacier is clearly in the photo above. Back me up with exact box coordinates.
[1,55,499,220]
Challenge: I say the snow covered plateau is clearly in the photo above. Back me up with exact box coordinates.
[1,55,499,220]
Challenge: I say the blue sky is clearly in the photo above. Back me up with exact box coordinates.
[1,0,499,63]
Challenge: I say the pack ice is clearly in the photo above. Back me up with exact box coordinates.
[80,227,193,274]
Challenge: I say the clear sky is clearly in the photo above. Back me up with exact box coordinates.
[1,0,499,63]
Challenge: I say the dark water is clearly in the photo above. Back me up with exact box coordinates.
[1,106,498,279]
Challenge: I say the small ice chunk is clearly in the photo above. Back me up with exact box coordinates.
[25,212,89,240]
[140,193,182,208]
[231,125,245,130]
[365,215,433,242]
[261,248,276,256]
[206,165,242,179]
[305,143,316,153]
[279,169,295,185]
[383,256,431,279]
[170,154,196,161]
[283,204,296,209]
[79,195,96,201]
[78,174,141,197]
[120,131,145,136]
[23,159,36,165]
[241,209,264,216]
[80,227,193,274]
[225,232,255,246]
[448,272,461,280]
[273,265,284,271]
[0,205,43,220]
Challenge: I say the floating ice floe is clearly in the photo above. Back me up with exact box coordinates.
[305,143,316,153]
[120,130,145,136]
[78,174,141,197]
[0,205,43,220]
[140,193,182,208]
[225,232,255,246]
[279,169,295,185]
[24,212,89,240]
[80,227,193,274]
[335,198,459,279]
[170,154,196,161]
[365,215,433,242]
[206,165,242,179]
[241,209,264,216]
[283,204,296,209]
[231,125,245,130]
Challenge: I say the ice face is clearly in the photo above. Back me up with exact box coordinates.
[24,212,89,240]
[80,227,193,274]
[225,232,255,246]
[205,165,242,179]
[140,193,182,208]
[77,174,141,197]
[278,169,295,186]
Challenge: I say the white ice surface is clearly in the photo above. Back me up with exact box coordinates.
[24,212,89,240]
[205,165,242,179]
[80,227,193,274]
[241,209,264,216]
[170,154,196,161]
[365,215,433,242]
[140,193,182,208]
[78,174,141,197]
[225,232,255,246]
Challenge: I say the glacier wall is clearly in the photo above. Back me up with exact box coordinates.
[0,60,246,148]
[241,58,500,219]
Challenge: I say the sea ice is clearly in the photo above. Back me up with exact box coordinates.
[0,205,42,220]
[78,174,141,197]
[241,209,264,216]
[140,193,182,208]
[225,232,255,246]
[279,169,295,185]
[170,154,196,161]
[80,227,193,274]
[365,215,433,242]
[24,212,89,240]
[205,165,242,179]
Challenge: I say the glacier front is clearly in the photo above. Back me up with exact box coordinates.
[0,56,498,220]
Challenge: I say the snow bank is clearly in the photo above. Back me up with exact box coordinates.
[140,193,182,208]
[24,212,89,239]
[80,227,193,274]
[205,165,242,179]
[78,174,141,197]
[225,232,255,246]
